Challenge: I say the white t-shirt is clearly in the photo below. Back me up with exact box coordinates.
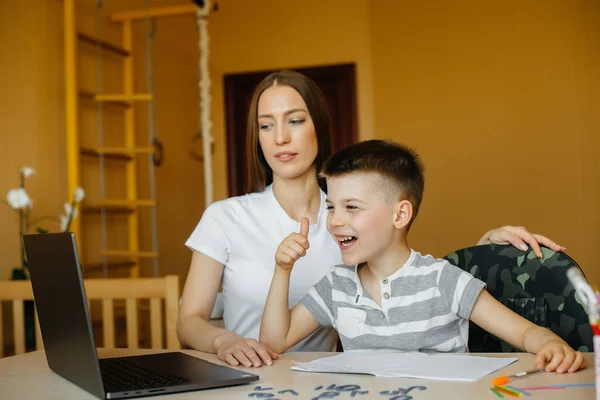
[185,184,341,352]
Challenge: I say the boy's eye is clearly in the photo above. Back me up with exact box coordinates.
[326,205,334,211]
[346,205,358,210]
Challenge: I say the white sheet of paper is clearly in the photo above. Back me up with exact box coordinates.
[292,350,517,382]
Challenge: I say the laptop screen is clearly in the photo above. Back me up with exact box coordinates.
[23,233,105,399]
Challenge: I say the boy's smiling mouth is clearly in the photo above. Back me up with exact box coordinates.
[335,235,358,250]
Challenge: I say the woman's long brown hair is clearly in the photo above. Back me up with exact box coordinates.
[246,70,332,193]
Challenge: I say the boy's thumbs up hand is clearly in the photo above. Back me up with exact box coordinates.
[275,217,311,271]
[299,217,309,238]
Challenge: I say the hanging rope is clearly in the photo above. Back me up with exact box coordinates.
[95,0,109,278]
[196,0,214,207]
[145,0,160,276]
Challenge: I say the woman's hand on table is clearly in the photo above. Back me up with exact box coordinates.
[214,333,279,368]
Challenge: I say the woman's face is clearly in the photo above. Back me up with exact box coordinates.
[257,85,319,182]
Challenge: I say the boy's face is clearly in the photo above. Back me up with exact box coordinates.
[325,172,400,266]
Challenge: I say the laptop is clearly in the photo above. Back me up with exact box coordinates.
[23,232,258,399]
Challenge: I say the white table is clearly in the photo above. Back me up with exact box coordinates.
[0,349,596,399]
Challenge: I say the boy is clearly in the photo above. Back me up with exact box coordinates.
[260,139,586,374]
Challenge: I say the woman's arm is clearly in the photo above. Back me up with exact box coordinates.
[177,251,278,367]
[477,226,566,258]
[470,290,586,373]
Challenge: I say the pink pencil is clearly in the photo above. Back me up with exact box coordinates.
[518,386,565,390]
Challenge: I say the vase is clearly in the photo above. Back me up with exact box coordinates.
[11,267,35,351]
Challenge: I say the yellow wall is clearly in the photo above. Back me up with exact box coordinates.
[1,0,598,287]
[369,0,600,283]
[0,0,66,278]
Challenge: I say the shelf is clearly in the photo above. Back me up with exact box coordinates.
[111,4,198,21]
[83,205,134,214]
[80,146,154,161]
[100,250,159,258]
[77,32,130,57]
[84,260,136,271]
[83,199,157,214]
[99,199,157,207]
[79,90,130,108]
[95,94,153,102]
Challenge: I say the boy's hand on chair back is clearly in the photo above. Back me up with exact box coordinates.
[275,217,310,270]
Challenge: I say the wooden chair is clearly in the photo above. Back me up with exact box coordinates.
[0,275,180,357]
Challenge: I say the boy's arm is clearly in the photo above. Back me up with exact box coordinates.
[260,267,320,353]
[470,290,586,373]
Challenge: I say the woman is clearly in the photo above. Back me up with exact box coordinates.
[177,70,564,368]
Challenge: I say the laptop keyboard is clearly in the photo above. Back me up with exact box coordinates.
[99,357,189,391]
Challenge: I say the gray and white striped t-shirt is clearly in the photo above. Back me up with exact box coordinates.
[300,250,486,352]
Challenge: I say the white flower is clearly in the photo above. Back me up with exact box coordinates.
[60,214,69,231]
[73,187,85,203]
[20,167,35,178]
[64,202,78,219]
[6,188,32,210]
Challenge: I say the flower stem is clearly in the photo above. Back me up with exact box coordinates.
[65,200,76,232]
[19,208,26,269]
[25,208,30,233]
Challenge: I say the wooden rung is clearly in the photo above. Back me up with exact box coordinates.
[96,199,157,207]
[149,298,163,349]
[95,94,153,102]
[86,279,171,299]
[111,4,198,21]
[0,280,33,299]
[80,146,154,161]
[100,250,159,258]
[81,146,155,155]
[165,276,180,350]
[102,299,115,348]
[0,304,3,358]
[126,298,138,349]
[13,300,25,355]
[84,260,136,271]
[81,147,131,161]
[79,90,130,108]
[77,32,130,57]
[82,205,135,214]
[82,200,157,214]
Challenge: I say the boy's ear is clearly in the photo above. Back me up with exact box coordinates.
[393,200,413,230]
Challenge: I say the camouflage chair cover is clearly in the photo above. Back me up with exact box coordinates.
[443,244,593,353]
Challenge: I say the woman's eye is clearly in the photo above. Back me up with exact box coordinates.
[326,205,334,211]
[259,124,272,131]
[290,119,305,125]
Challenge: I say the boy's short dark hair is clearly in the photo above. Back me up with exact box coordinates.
[321,139,425,224]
